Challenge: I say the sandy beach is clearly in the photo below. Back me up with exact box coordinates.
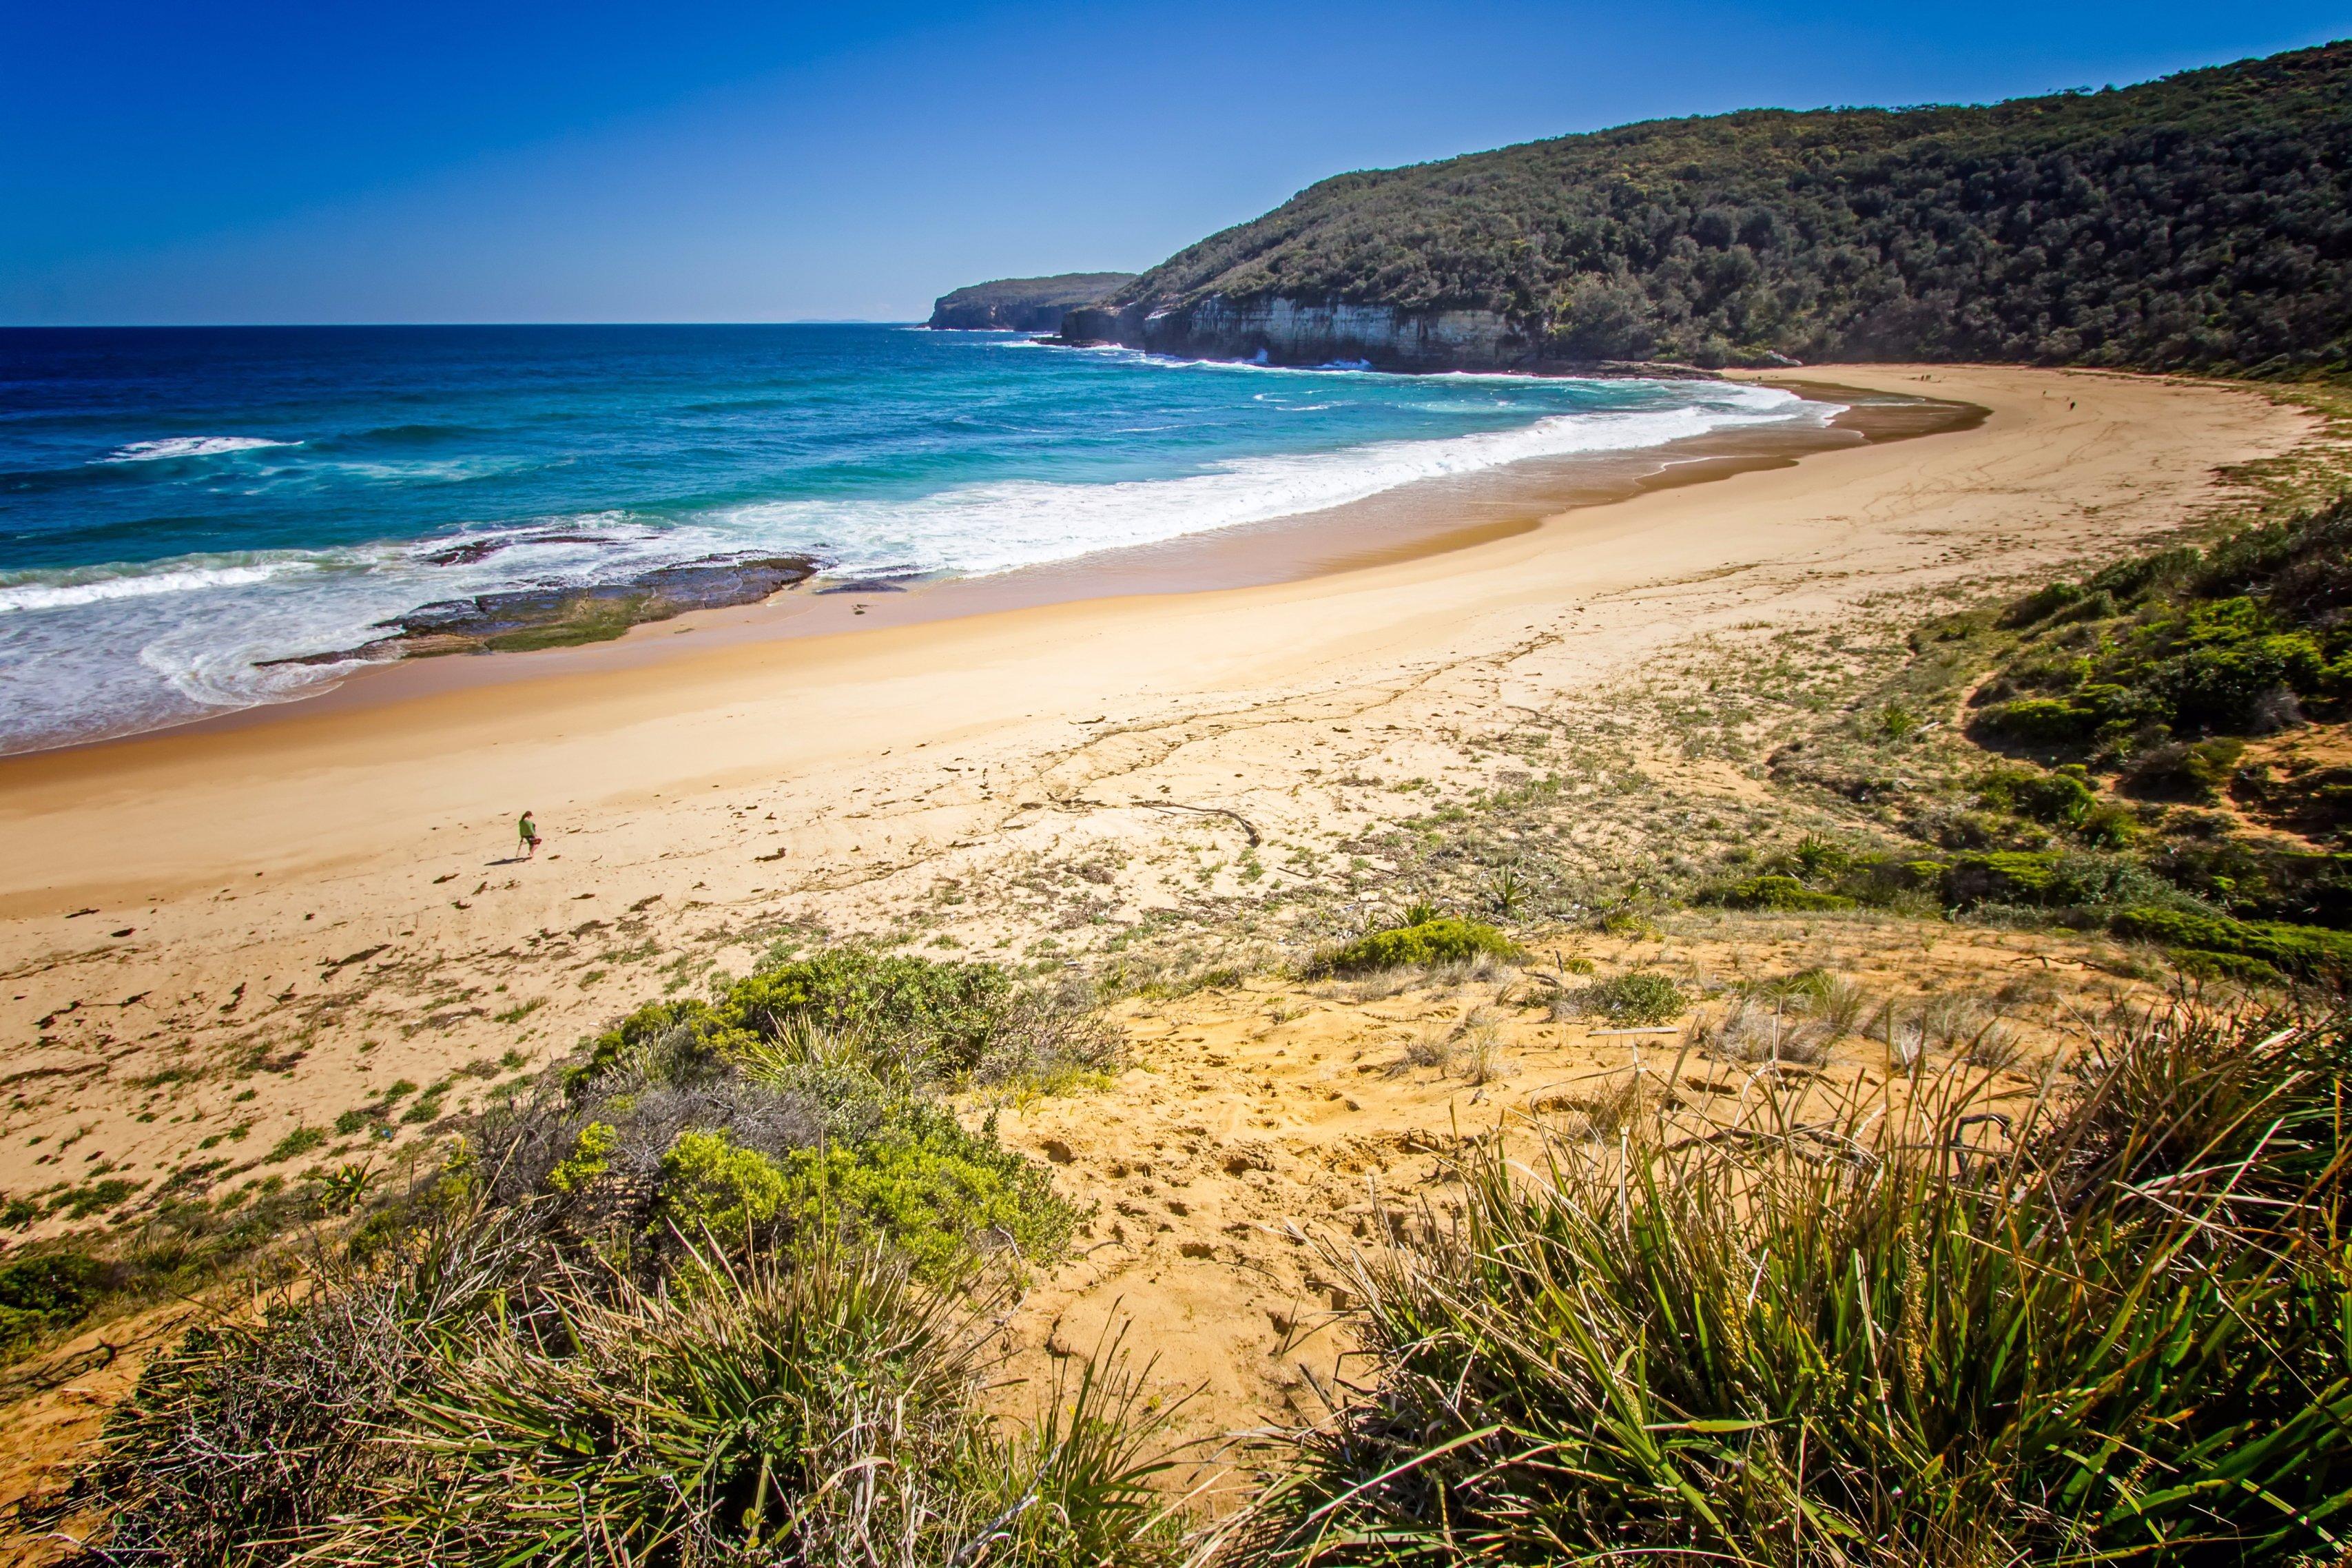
[0,364,2309,1206]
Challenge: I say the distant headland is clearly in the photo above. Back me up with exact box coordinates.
[924,272,1136,332]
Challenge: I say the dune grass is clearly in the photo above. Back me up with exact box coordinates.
[1228,1005,2352,1565]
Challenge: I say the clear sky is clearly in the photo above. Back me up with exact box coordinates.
[4,1,2344,324]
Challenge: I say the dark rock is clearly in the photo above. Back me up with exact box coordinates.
[418,531,615,567]
[262,553,818,667]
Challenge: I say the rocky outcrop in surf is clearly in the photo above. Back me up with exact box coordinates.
[265,555,818,666]
[926,274,1136,332]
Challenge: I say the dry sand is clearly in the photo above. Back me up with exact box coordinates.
[0,365,2307,1207]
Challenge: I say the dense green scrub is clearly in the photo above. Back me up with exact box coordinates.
[1695,494,2352,977]
[1108,42,2352,371]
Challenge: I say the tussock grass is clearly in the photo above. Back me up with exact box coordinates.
[1556,969,1689,1027]
[1228,1005,2352,1565]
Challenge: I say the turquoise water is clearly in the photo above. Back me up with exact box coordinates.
[0,324,1830,752]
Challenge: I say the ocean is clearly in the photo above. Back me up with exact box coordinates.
[0,324,1835,754]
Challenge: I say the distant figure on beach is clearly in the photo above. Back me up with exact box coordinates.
[518,810,541,859]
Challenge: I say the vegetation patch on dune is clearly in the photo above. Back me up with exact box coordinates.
[1306,916,1523,977]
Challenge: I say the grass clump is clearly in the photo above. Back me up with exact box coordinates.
[1232,1006,2352,1565]
[370,1244,1177,1567]
[1308,916,1522,977]
[1560,969,1689,1027]
[262,1126,324,1164]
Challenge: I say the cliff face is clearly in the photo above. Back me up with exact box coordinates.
[926,272,1137,332]
[1060,296,1539,370]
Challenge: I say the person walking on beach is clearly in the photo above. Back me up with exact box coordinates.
[518,809,541,859]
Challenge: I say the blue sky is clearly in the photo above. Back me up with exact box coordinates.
[3,1,2344,324]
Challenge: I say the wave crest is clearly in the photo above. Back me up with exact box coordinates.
[103,435,295,463]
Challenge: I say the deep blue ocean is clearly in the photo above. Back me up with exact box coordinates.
[0,324,1828,752]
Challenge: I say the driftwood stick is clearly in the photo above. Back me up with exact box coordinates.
[1132,800,1262,847]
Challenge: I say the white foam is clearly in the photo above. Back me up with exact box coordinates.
[716,384,1830,577]
[0,561,313,614]
[103,435,296,463]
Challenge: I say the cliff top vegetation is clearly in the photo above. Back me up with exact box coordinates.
[1104,41,2352,371]
[927,271,1136,328]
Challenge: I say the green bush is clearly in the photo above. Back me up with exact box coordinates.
[2110,907,2352,980]
[2000,579,2085,627]
[2145,599,2324,728]
[1940,850,2195,912]
[572,948,1117,1093]
[1974,765,2097,827]
[1567,971,1689,1027]
[0,1252,103,1359]
[2087,545,2200,601]
[729,949,1017,1071]
[2169,948,2286,986]
[1310,917,1523,976]
[1941,850,2062,905]
[658,1108,1082,1281]
[2131,735,2247,801]
[1980,696,2101,743]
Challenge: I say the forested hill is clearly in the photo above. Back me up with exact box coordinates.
[1070,42,2352,373]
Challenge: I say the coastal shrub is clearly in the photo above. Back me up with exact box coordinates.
[1563,971,1689,1027]
[2168,948,2287,986]
[572,947,1121,1094]
[65,939,1142,1566]
[692,1106,1086,1279]
[1939,849,2196,913]
[2129,735,2247,801]
[1974,764,2097,827]
[2109,906,2352,980]
[2000,579,2085,627]
[1310,917,1522,976]
[0,1252,103,1359]
[1232,1008,2352,1565]
[2087,544,2200,602]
